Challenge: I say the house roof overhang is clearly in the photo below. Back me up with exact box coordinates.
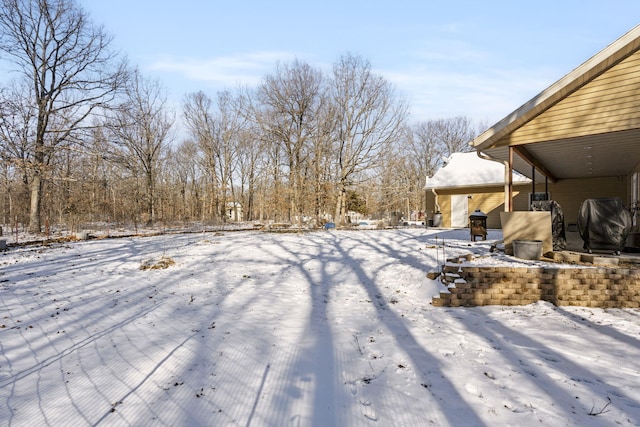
[471,24,640,182]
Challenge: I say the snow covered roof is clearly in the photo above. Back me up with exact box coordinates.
[425,151,531,189]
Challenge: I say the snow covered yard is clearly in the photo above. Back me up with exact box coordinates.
[1,228,639,426]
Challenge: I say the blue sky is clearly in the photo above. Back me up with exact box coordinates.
[78,1,640,127]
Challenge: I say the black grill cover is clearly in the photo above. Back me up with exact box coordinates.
[531,200,566,251]
[577,198,632,252]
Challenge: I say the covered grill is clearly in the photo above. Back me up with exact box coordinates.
[530,200,567,251]
[577,198,632,254]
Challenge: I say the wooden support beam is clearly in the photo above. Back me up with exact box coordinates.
[512,145,558,183]
[505,147,513,212]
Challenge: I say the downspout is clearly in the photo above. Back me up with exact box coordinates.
[425,176,440,213]
[432,189,441,213]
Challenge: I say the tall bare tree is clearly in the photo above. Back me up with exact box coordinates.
[108,70,173,225]
[235,118,264,222]
[0,81,34,223]
[331,53,408,224]
[0,0,127,232]
[213,91,244,222]
[184,90,245,222]
[183,91,217,219]
[307,89,336,225]
[255,59,325,225]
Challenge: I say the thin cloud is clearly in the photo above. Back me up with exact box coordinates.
[408,39,493,64]
[147,51,298,87]
[385,65,561,123]
[145,46,563,127]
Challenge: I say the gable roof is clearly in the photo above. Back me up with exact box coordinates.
[471,24,640,182]
[425,152,530,189]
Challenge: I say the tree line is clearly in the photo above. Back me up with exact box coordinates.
[0,0,478,233]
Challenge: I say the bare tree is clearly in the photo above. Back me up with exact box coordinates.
[305,89,336,225]
[84,125,119,222]
[255,59,325,225]
[408,116,475,179]
[331,53,408,224]
[183,90,245,222]
[0,81,35,223]
[108,70,173,225]
[433,116,475,156]
[183,91,217,220]
[170,140,203,221]
[213,91,245,222]
[235,122,264,222]
[408,121,444,180]
[0,0,127,232]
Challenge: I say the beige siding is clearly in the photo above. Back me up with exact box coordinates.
[499,50,640,146]
[541,176,628,225]
[432,186,528,229]
[429,176,627,229]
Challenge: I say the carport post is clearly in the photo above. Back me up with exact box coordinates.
[532,164,536,209]
[504,147,514,212]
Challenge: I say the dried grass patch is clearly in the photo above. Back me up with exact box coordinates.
[140,256,175,270]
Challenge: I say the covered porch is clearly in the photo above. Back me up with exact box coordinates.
[472,24,640,255]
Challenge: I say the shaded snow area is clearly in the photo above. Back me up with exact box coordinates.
[1,228,639,426]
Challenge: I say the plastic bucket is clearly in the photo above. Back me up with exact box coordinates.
[512,240,543,260]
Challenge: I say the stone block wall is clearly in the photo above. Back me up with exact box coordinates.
[431,265,640,308]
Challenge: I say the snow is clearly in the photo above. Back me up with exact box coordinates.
[426,152,530,189]
[1,228,639,426]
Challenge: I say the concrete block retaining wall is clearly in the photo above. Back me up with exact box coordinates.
[432,265,640,308]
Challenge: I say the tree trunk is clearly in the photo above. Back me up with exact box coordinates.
[29,172,42,233]
[334,185,346,225]
[146,170,155,225]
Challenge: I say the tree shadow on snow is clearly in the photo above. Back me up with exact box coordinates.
[327,230,487,426]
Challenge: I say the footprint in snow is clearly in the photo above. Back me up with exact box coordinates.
[363,410,379,421]
[547,372,564,381]
[464,383,483,398]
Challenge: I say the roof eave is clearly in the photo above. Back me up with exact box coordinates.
[472,24,640,152]
[424,180,531,191]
